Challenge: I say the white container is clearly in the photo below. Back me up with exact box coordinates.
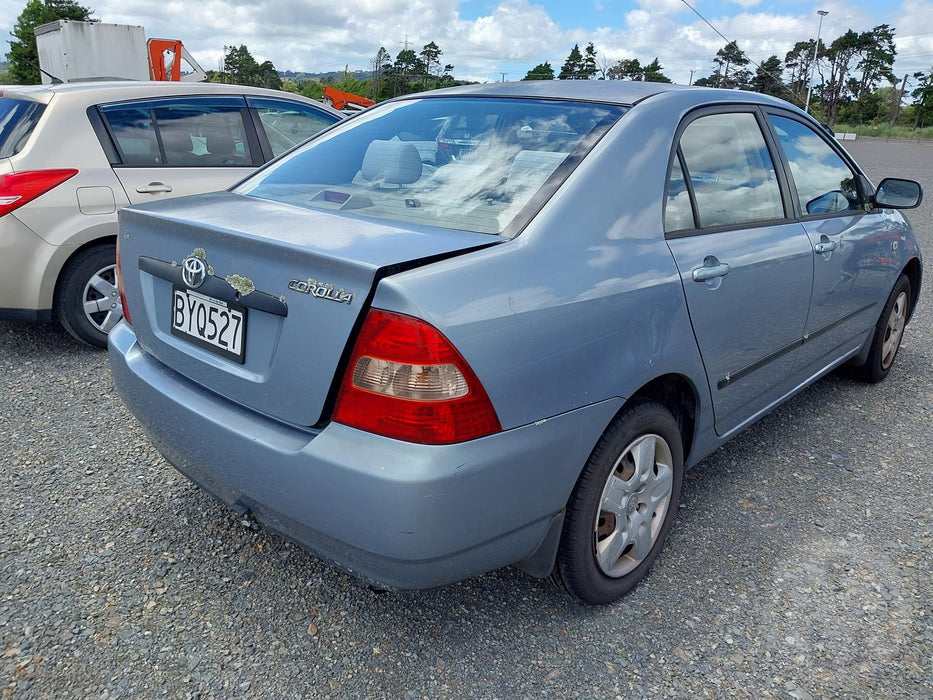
[35,20,149,83]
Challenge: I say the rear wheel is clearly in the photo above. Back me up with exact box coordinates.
[56,244,122,348]
[551,401,683,604]
[850,274,910,383]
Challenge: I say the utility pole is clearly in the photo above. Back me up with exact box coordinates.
[500,72,507,82]
[805,10,829,113]
[890,73,909,126]
[688,68,696,85]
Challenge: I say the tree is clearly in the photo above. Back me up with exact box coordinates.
[819,30,863,125]
[213,45,282,89]
[911,68,933,128]
[522,62,554,80]
[607,58,643,81]
[419,41,442,88]
[751,55,784,97]
[581,42,598,80]
[371,47,392,100]
[784,40,817,107]
[854,24,896,101]
[642,58,671,83]
[712,40,750,89]
[7,0,95,84]
[256,60,282,90]
[559,44,584,80]
[221,44,258,84]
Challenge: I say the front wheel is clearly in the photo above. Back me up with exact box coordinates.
[56,244,122,348]
[551,401,684,604]
[850,274,911,383]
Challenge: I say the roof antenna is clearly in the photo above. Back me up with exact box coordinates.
[28,59,64,84]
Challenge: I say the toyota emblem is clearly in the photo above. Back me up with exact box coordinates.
[182,256,208,289]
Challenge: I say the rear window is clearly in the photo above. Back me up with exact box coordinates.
[236,97,624,236]
[0,97,45,158]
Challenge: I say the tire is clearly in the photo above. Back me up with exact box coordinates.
[56,243,122,348]
[850,274,911,384]
[550,401,684,604]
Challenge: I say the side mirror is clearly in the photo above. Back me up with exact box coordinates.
[873,178,923,209]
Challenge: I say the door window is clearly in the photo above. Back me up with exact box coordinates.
[670,112,784,230]
[768,115,863,216]
[249,98,340,157]
[664,154,695,232]
[102,101,254,167]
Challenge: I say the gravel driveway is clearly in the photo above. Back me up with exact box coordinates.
[2,139,931,699]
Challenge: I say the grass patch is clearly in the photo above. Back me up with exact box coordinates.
[833,124,933,140]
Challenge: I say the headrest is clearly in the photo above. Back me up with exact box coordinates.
[361,140,423,185]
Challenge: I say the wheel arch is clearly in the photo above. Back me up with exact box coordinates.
[902,256,922,324]
[623,373,699,467]
[51,235,117,313]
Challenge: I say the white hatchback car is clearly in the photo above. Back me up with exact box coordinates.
[0,81,341,346]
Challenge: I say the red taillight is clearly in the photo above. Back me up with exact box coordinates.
[115,236,131,326]
[333,309,501,444]
[0,169,78,218]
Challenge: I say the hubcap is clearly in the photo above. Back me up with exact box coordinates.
[82,264,124,334]
[594,433,674,578]
[880,290,908,370]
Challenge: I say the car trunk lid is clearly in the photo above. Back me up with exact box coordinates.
[119,191,499,427]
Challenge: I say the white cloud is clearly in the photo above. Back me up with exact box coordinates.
[1,0,928,86]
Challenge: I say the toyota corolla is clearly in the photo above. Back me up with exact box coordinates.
[109,81,922,604]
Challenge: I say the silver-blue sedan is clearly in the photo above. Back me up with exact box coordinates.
[109,81,923,604]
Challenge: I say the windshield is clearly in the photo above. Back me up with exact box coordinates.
[0,98,45,158]
[236,97,624,236]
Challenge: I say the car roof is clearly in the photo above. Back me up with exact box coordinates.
[400,80,795,111]
[0,80,340,114]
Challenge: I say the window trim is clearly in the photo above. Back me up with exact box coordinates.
[663,104,794,239]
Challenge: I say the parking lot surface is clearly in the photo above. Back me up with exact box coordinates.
[1,138,931,698]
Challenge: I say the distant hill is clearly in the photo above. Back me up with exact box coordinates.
[279,69,372,82]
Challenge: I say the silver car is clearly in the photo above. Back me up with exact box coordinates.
[109,82,922,604]
[0,81,341,347]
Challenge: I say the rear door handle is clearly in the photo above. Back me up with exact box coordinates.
[136,182,173,194]
[691,257,731,282]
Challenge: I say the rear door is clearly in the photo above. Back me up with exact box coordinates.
[665,109,814,435]
[99,96,260,205]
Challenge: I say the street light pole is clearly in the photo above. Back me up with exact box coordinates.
[805,10,829,113]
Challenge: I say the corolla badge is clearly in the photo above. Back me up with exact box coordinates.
[288,277,354,305]
[181,256,208,289]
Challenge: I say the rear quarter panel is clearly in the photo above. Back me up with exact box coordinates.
[373,92,713,435]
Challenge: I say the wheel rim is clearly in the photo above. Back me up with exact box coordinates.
[81,263,123,334]
[880,290,908,371]
[594,433,674,578]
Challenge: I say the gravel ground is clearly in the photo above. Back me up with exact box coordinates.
[2,139,931,699]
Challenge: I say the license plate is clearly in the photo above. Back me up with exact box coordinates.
[171,287,247,363]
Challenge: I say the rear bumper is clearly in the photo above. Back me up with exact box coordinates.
[0,214,62,313]
[109,322,621,589]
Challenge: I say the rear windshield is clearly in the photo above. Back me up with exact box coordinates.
[0,97,45,158]
[236,97,624,236]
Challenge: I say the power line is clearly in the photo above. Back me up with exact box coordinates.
[679,0,806,103]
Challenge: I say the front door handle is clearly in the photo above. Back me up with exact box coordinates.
[814,238,838,254]
[692,257,732,282]
[136,182,173,194]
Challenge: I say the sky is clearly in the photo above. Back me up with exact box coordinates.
[2,0,933,88]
